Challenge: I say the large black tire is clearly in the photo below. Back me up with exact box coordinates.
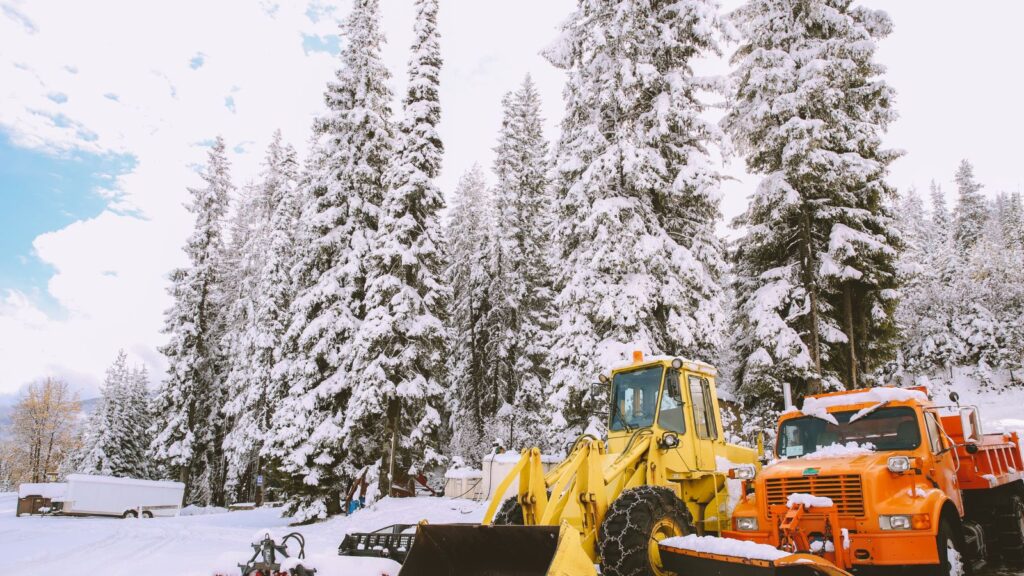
[997,493,1024,565]
[598,486,692,576]
[935,520,967,576]
[122,509,138,519]
[491,496,524,525]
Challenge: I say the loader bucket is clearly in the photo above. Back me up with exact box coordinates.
[398,522,596,576]
[659,545,852,576]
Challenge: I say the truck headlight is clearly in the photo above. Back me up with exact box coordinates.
[729,465,756,480]
[880,514,930,530]
[734,517,759,531]
[887,456,911,473]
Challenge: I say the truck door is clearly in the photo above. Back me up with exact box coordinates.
[924,410,964,515]
[686,374,719,471]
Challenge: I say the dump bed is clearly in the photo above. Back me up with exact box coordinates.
[941,413,1023,490]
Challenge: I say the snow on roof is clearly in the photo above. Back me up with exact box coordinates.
[660,534,789,561]
[444,467,483,479]
[18,482,67,499]
[801,387,928,421]
[66,474,185,490]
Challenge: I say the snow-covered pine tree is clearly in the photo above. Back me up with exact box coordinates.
[222,130,299,502]
[725,0,901,420]
[952,160,988,254]
[265,0,394,521]
[894,186,961,376]
[150,136,232,505]
[445,165,497,463]
[346,0,447,495]
[78,351,152,479]
[544,0,728,446]
[483,75,553,454]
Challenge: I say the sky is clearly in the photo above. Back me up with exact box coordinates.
[0,0,1022,399]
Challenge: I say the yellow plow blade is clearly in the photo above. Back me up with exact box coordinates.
[398,522,596,576]
[659,545,852,576]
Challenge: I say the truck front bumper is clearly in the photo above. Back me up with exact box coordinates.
[722,529,940,567]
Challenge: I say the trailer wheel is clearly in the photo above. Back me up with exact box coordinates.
[997,493,1024,565]
[937,520,966,576]
[491,496,524,525]
[142,511,154,519]
[599,486,691,576]
[122,510,138,519]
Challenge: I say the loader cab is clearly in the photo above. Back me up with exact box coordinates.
[605,354,724,470]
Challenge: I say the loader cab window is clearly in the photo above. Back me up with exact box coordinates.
[688,376,718,440]
[658,371,686,433]
[610,366,663,431]
[778,407,921,458]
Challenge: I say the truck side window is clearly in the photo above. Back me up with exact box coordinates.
[925,412,945,454]
[688,376,718,440]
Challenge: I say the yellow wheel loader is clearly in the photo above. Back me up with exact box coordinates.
[397,352,761,576]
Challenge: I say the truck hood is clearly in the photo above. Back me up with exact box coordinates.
[763,451,893,477]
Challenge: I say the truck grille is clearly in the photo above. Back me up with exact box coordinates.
[765,475,865,517]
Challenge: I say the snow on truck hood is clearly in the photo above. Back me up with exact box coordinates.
[764,447,893,475]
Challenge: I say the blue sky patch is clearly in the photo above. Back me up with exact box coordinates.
[189,52,205,70]
[301,33,340,56]
[224,95,236,113]
[47,92,68,104]
[0,131,136,315]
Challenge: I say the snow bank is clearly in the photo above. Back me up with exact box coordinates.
[787,493,833,508]
[660,534,789,561]
[180,504,228,516]
[802,442,875,460]
[18,482,67,499]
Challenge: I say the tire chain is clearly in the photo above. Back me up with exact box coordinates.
[598,486,692,576]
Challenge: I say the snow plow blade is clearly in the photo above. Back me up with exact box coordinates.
[659,545,852,576]
[398,522,596,576]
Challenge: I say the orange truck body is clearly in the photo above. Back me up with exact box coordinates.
[723,386,1024,570]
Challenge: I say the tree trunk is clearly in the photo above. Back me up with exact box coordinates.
[801,212,823,395]
[843,283,859,389]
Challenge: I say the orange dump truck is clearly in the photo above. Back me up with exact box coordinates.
[659,386,1024,575]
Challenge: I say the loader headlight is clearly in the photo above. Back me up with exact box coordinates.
[734,517,759,531]
[887,456,911,474]
[728,465,756,480]
[880,514,930,530]
[660,432,680,449]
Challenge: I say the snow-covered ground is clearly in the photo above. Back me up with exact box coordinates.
[1,493,486,576]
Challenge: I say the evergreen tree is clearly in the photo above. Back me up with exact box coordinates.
[544,0,729,447]
[446,166,497,463]
[222,131,299,501]
[952,160,988,254]
[347,0,447,495]
[150,137,232,505]
[483,75,553,453]
[78,352,152,479]
[724,0,900,422]
[265,0,394,522]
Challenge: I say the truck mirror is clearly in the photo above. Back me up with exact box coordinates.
[960,407,983,444]
[966,443,979,455]
[949,391,960,405]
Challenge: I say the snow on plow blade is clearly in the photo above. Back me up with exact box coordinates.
[398,523,596,576]
[659,538,852,576]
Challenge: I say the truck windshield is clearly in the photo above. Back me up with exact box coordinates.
[778,407,921,458]
[610,366,664,431]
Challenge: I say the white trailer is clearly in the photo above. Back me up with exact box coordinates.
[56,474,185,518]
